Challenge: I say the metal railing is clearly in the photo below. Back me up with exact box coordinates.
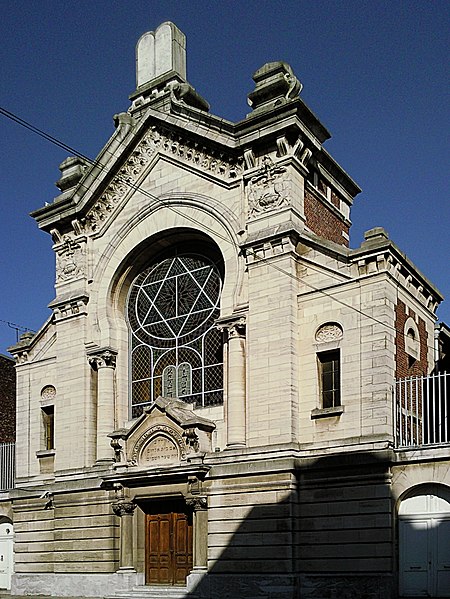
[0,442,15,490]
[394,372,449,448]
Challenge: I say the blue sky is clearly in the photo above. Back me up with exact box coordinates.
[0,0,448,353]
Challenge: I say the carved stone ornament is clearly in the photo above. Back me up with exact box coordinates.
[41,385,56,401]
[84,125,242,232]
[315,323,343,343]
[55,235,86,282]
[185,496,207,511]
[216,315,246,339]
[88,349,117,370]
[183,427,200,453]
[110,437,124,462]
[247,156,290,218]
[112,501,136,517]
[130,424,187,465]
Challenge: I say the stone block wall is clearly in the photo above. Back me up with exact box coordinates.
[297,452,394,599]
[12,488,118,576]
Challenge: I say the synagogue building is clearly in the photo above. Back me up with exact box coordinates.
[1,22,449,599]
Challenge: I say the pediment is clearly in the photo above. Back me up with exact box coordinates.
[82,121,242,234]
[109,397,215,470]
[35,110,243,240]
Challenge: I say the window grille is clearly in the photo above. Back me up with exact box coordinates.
[127,253,223,417]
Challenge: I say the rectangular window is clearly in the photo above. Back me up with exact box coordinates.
[42,406,54,450]
[318,350,340,408]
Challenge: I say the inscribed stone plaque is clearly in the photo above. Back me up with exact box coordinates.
[141,435,179,466]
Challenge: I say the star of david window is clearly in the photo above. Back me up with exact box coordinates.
[127,253,223,418]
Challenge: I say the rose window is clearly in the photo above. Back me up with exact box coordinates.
[127,253,223,417]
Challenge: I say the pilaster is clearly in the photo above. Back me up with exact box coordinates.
[112,498,137,571]
[244,233,300,446]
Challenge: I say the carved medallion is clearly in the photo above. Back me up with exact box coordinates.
[315,323,343,343]
[247,156,290,218]
[55,235,86,282]
[41,385,56,401]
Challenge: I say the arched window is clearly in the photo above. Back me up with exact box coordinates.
[127,252,223,417]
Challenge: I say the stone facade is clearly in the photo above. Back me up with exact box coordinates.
[1,21,449,599]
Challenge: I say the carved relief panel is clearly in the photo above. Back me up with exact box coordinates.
[247,156,291,218]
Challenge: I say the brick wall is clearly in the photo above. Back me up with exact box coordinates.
[304,188,349,246]
[0,354,16,442]
[395,300,428,379]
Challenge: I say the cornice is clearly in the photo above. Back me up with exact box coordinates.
[350,238,443,303]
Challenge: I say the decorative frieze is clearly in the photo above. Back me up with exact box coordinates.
[244,234,297,264]
[247,156,290,218]
[51,295,89,322]
[84,125,242,232]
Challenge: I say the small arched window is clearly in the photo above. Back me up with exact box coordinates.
[404,317,420,364]
[127,251,223,418]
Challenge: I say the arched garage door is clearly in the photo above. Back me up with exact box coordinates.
[399,485,450,597]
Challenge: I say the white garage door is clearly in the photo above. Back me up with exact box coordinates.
[399,486,450,597]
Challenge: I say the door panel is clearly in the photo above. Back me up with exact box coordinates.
[146,510,193,586]
[399,519,429,596]
[173,512,193,584]
[436,518,450,597]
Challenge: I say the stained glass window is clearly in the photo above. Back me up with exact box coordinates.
[127,253,223,417]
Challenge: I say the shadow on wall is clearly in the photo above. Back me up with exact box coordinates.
[184,451,399,599]
[184,452,450,599]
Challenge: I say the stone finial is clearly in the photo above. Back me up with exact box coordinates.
[55,156,88,192]
[136,21,186,88]
[247,61,302,115]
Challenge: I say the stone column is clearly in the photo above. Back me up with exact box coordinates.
[186,496,208,571]
[88,347,118,463]
[219,318,247,448]
[112,500,136,571]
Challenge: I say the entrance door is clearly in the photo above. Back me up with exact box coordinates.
[146,510,193,585]
[399,486,450,597]
[0,523,13,590]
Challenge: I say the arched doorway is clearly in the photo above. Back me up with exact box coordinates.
[0,522,13,590]
[399,484,450,597]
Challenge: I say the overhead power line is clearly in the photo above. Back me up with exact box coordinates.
[0,105,440,354]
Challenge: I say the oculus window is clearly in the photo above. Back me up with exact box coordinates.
[127,252,223,418]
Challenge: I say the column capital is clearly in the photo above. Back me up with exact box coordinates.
[216,314,246,338]
[186,496,208,511]
[87,346,118,370]
[112,501,136,517]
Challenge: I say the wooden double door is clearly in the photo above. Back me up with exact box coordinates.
[146,508,193,586]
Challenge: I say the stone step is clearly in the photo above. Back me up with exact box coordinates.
[106,586,190,599]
